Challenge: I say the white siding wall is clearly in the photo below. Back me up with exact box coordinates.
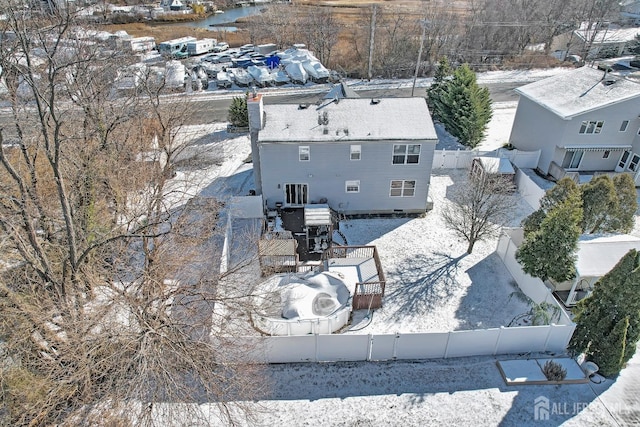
[509,97,568,174]
[259,139,436,215]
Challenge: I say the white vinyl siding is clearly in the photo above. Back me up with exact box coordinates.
[390,180,416,197]
[392,144,421,164]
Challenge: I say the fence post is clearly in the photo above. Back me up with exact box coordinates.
[493,326,505,355]
[315,333,319,362]
[543,323,555,352]
[367,334,374,361]
[392,333,400,359]
[443,332,451,358]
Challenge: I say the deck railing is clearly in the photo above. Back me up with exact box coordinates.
[322,245,386,310]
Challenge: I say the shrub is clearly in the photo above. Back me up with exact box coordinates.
[542,360,567,381]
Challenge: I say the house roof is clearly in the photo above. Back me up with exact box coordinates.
[258,97,437,143]
[323,82,360,100]
[514,66,640,119]
[574,27,640,44]
[576,234,640,277]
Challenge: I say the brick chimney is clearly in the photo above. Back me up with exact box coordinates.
[247,92,264,195]
[247,91,264,132]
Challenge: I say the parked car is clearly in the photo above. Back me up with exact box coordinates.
[202,53,232,64]
[212,42,229,52]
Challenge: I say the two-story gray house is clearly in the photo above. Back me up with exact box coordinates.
[508,66,640,184]
[247,92,438,215]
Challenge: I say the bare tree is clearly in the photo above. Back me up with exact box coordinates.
[301,7,339,66]
[0,4,264,426]
[442,168,518,254]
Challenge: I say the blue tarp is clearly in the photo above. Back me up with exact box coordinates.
[265,55,280,69]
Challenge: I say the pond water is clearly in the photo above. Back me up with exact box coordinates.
[180,6,263,31]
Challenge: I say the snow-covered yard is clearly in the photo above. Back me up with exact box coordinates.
[340,170,534,334]
[167,68,640,426]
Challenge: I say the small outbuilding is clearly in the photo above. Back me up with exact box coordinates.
[550,234,640,306]
[470,157,516,189]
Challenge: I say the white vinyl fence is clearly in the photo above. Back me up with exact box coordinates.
[432,148,540,170]
[224,321,574,363]
[495,227,574,316]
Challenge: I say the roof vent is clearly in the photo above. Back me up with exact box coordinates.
[323,128,329,135]
[298,103,309,109]
[603,79,617,86]
[317,111,329,125]
[370,99,380,105]
[344,128,349,135]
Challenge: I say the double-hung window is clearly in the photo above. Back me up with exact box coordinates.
[299,146,310,161]
[392,144,420,164]
[620,120,629,132]
[345,180,360,193]
[579,120,604,134]
[390,180,416,197]
[350,145,361,161]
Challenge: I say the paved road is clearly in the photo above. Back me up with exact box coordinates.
[0,79,521,134]
[168,79,522,125]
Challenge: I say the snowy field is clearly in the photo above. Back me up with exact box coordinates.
[170,67,639,426]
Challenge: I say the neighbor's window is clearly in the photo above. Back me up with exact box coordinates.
[620,120,629,132]
[392,144,421,164]
[603,150,610,159]
[299,146,310,161]
[629,154,640,172]
[579,120,604,134]
[345,180,360,193]
[350,145,361,161]
[390,180,416,197]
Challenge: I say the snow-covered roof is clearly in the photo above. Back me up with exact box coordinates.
[574,27,640,44]
[304,204,332,226]
[259,98,437,142]
[515,66,640,119]
[576,234,640,277]
[476,157,515,175]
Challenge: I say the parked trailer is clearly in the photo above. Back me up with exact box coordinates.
[124,36,156,53]
[255,43,277,55]
[158,36,197,59]
[187,38,217,56]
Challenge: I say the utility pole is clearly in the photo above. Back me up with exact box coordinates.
[411,19,429,97]
[367,4,376,80]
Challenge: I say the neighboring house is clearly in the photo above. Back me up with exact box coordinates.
[247,91,438,216]
[621,0,640,24]
[549,234,640,307]
[550,24,640,60]
[508,66,640,184]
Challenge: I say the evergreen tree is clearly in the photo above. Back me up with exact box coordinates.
[438,64,492,148]
[426,57,453,122]
[522,177,580,235]
[228,95,248,128]
[516,190,582,282]
[581,175,617,234]
[607,173,638,233]
[569,250,640,377]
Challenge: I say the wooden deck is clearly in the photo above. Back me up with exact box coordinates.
[322,246,386,310]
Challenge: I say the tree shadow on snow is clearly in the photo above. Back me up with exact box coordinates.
[383,252,467,320]
[454,252,529,331]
